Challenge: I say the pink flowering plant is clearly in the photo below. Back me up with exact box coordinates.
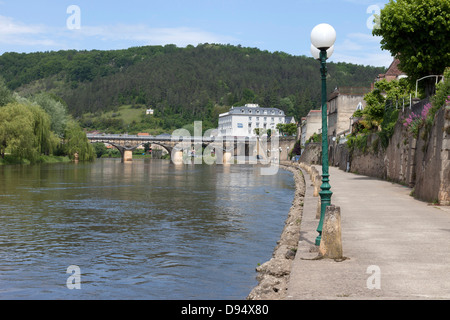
[402,103,431,139]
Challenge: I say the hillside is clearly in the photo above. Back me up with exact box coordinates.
[0,44,385,134]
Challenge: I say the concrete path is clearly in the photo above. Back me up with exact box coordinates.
[286,165,450,300]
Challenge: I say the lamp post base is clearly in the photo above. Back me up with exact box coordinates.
[315,236,321,246]
[316,187,332,246]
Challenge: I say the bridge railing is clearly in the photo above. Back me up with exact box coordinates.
[86,134,263,143]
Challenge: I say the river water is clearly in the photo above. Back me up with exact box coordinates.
[0,159,294,300]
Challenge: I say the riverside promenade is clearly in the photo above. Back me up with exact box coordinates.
[286,165,450,299]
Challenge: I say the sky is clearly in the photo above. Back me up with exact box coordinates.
[0,0,393,67]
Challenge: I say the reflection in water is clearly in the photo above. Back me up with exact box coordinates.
[0,159,294,299]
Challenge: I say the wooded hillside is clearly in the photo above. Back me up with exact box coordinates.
[0,44,385,133]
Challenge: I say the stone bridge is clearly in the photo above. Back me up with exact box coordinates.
[86,134,296,164]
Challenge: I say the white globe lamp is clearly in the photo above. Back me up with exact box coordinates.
[310,44,334,60]
[310,23,336,50]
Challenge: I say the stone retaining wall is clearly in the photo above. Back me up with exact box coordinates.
[328,104,450,205]
[247,162,306,300]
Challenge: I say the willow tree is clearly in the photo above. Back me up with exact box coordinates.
[0,103,39,161]
[0,102,59,162]
[373,0,450,96]
[63,120,95,161]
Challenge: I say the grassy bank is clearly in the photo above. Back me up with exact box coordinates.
[0,155,71,166]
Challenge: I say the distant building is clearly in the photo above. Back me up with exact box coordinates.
[327,87,371,139]
[285,116,296,124]
[146,108,154,115]
[217,104,294,137]
[300,109,322,148]
[374,58,407,85]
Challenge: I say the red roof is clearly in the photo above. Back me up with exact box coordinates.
[385,59,405,77]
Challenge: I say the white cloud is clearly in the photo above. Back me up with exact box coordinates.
[0,15,60,49]
[64,24,237,47]
[0,15,46,35]
[331,32,391,67]
[0,14,237,53]
[346,32,382,43]
[331,51,392,67]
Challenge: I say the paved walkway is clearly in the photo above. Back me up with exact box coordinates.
[286,165,450,300]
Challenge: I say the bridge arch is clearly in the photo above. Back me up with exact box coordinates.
[85,134,282,164]
[88,138,175,162]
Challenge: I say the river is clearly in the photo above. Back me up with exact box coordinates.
[0,158,294,300]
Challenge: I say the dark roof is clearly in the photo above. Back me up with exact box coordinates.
[385,59,406,77]
[228,106,285,116]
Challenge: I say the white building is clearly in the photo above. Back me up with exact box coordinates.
[218,104,294,137]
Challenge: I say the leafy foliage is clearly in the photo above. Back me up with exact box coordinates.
[0,102,38,161]
[348,79,412,151]
[307,132,322,143]
[63,120,95,161]
[431,67,450,112]
[31,93,69,137]
[360,79,412,130]
[276,123,297,136]
[0,76,13,106]
[0,83,94,163]
[373,0,450,95]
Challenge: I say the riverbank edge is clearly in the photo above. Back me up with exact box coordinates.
[247,162,306,300]
[0,155,71,166]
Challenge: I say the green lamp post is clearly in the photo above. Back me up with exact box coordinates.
[310,23,336,246]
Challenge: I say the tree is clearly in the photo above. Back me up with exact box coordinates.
[29,103,57,155]
[290,140,302,157]
[277,123,297,136]
[92,142,108,158]
[276,123,284,135]
[241,88,256,104]
[63,120,95,161]
[284,123,298,136]
[373,0,450,96]
[0,101,61,161]
[0,76,13,106]
[32,93,69,137]
[0,103,38,161]
[359,79,412,130]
